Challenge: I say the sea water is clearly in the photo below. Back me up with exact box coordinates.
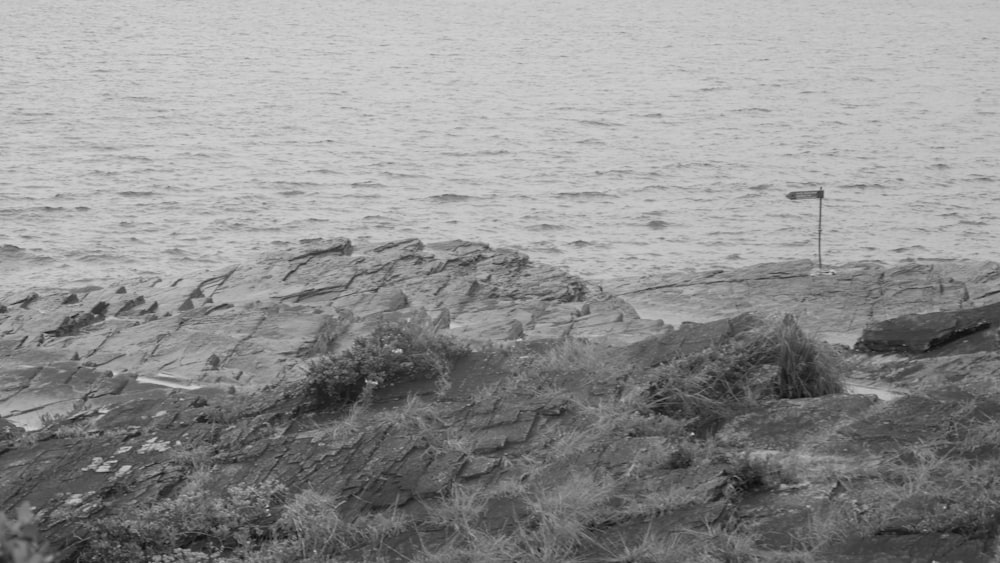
[2,0,998,294]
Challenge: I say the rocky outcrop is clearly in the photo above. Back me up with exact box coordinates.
[4,242,1000,562]
[608,258,1000,346]
[0,238,667,429]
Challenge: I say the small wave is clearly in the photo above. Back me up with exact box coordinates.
[928,163,950,170]
[640,113,664,118]
[733,107,772,113]
[270,181,319,188]
[891,246,928,253]
[441,149,511,157]
[350,180,385,189]
[594,169,633,176]
[839,183,886,190]
[525,224,566,232]
[577,119,623,127]
[556,191,614,199]
[671,162,715,169]
[310,168,342,175]
[427,193,474,203]
[646,220,669,229]
[748,184,772,191]
[959,220,987,226]
[120,190,156,197]
[279,190,305,196]
[0,244,24,253]
[381,171,430,178]
[569,240,593,247]
[70,251,132,263]
[966,175,996,183]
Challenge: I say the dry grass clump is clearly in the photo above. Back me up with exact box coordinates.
[645,314,845,424]
[771,314,844,399]
[416,472,618,563]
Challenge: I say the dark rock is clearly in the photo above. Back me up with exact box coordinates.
[818,533,991,562]
[858,301,1000,355]
[717,394,879,451]
[0,418,24,441]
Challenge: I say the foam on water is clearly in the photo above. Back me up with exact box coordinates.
[1,0,999,294]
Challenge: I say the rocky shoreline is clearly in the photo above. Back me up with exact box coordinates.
[2,239,1000,561]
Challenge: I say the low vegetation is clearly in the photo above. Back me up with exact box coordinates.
[305,318,468,408]
[30,313,1000,562]
[71,476,287,562]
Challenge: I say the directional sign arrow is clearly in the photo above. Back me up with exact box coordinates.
[785,190,823,199]
[786,190,824,200]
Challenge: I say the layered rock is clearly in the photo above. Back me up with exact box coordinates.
[4,242,1000,562]
[0,238,667,429]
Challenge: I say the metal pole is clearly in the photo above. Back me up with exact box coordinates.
[818,190,823,270]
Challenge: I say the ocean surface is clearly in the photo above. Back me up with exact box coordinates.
[2,0,999,294]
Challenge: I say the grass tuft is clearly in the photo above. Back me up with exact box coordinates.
[772,314,844,399]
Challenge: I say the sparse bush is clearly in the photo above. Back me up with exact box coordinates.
[305,318,468,408]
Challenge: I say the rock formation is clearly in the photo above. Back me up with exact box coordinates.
[2,241,1000,562]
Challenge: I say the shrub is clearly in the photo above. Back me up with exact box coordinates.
[646,314,843,422]
[305,318,468,408]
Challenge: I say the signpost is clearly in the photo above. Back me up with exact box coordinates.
[785,189,825,270]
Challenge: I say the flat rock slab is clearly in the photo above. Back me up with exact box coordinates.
[608,259,1000,347]
[833,395,1000,454]
[858,301,1000,355]
[717,394,879,451]
[818,534,991,563]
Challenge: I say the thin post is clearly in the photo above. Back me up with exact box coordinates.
[817,190,824,270]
